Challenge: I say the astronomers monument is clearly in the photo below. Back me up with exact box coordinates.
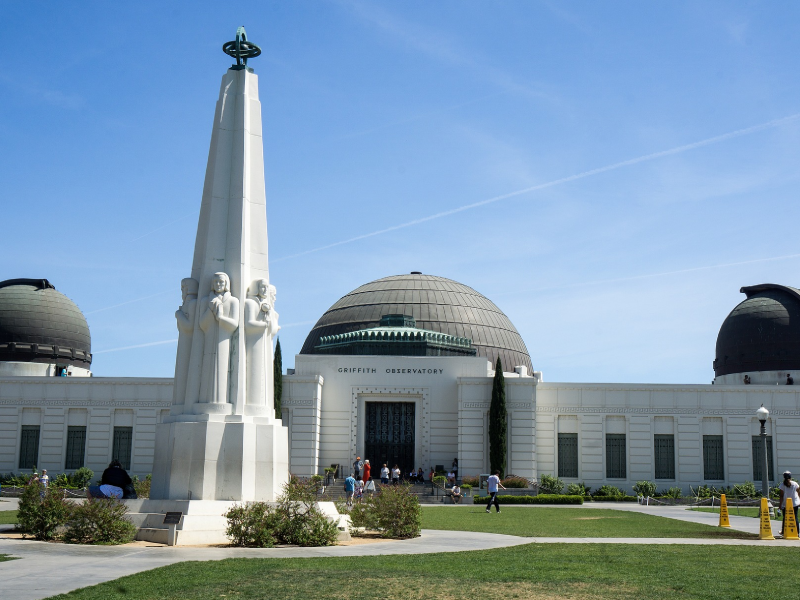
[149,28,289,503]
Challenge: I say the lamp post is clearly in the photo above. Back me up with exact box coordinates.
[757,405,770,500]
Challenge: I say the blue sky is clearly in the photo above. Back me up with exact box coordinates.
[2,1,800,383]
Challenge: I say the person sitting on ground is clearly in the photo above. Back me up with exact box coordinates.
[417,467,425,482]
[450,483,463,504]
[87,459,132,500]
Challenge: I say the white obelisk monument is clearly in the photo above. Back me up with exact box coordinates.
[150,28,288,502]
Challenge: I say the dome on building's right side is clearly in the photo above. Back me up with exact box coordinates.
[714,284,800,378]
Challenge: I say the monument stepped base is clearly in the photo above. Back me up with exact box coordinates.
[125,499,349,546]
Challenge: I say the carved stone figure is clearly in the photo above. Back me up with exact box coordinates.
[198,272,240,404]
[172,278,199,408]
[244,280,280,406]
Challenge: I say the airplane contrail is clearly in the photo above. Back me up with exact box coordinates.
[93,339,178,354]
[273,112,800,262]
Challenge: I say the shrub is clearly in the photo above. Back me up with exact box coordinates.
[632,481,657,497]
[132,474,151,499]
[371,484,420,539]
[589,496,637,502]
[432,475,447,487]
[225,502,281,547]
[658,487,683,499]
[461,475,479,487]
[460,484,472,491]
[63,498,137,545]
[501,476,529,489]
[274,477,339,547]
[68,467,94,489]
[566,482,591,497]
[473,494,583,505]
[593,485,624,498]
[346,499,378,531]
[733,481,758,499]
[16,483,73,540]
[538,474,564,494]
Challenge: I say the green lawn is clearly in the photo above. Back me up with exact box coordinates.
[45,544,800,600]
[0,510,17,524]
[0,554,15,563]
[692,507,784,520]
[421,506,755,538]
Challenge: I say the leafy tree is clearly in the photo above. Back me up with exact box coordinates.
[274,337,283,419]
[489,357,507,478]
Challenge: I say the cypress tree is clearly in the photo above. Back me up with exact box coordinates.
[489,356,507,478]
[273,337,283,419]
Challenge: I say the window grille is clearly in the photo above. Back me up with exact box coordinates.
[751,436,774,482]
[558,433,578,478]
[65,426,87,470]
[654,434,675,480]
[112,427,133,470]
[19,426,40,469]
[703,435,724,480]
[605,434,626,479]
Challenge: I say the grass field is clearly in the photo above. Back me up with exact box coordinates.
[45,544,800,600]
[0,554,14,563]
[420,506,756,538]
[692,507,784,520]
[0,510,17,524]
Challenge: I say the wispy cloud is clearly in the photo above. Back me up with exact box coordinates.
[93,339,177,354]
[85,290,172,315]
[274,112,800,262]
[0,73,85,110]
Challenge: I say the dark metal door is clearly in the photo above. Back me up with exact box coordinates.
[364,402,415,476]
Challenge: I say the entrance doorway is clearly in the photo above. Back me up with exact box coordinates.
[364,402,415,478]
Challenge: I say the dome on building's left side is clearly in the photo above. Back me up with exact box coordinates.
[0,279,92,372]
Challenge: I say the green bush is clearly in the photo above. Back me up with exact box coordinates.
[68,467,94,489]
[226,478,338,547]
[473,494,583,505]
[538,474,564,494]
[658,487,683,499]
[589,496,637,502]
[16,483,73,540]
[593,485,625,498]
[566,482,591,497]
[460,484,472,491]
[732,481,758,498]
[371,484,421,538]
[461,475,479,487]
[63,498,137,545]
[632,481,657,497]
[432,475,447,487]
[501,476,530,489]
[131,474,151,499]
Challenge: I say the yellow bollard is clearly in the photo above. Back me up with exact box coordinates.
[718,494,730,527]
[784,498,799,540]
[759,497,775,540]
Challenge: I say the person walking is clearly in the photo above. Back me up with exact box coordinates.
[779,470,800,538]
[344,473,356,508]
[40,469,49,488]
[362,459,371,484]
[391,464,401,485]
[485,470,505,513]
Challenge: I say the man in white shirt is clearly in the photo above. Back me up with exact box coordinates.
[40,469,49,488]
[485,470,506,513]
[779,470,800,538]
[450,484,463,504]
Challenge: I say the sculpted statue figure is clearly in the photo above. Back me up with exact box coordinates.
[198,272,240,404]
[244,280,280,406]
[172,278,199,408]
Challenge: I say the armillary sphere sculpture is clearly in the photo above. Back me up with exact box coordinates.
[223,26,261,70]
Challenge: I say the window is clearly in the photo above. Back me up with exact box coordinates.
[558,433,578,478]
[112,427,133,470]
[703,435,724,480]
[65,426,87,469]
[19,426,40,469]
[654,434,675,479]
[605,434,626,479]
[752,436,774,482]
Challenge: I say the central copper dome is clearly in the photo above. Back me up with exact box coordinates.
[301,273,532,372]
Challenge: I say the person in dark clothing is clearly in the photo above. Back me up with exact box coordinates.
[87,459,133,499]
[787,374,794,385]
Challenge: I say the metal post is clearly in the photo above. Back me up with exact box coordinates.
[760,418,769,499]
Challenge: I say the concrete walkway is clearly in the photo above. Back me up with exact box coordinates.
[1,502,797,600]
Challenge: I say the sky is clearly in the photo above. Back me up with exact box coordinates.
[2,1,800,384]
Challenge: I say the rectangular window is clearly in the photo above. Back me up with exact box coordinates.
[654,434,675,480]
[18,426,40,469]
[558,433,578,478]
[65,426,87,470]
[703,435,724,480]
[605,434,626,479]
[752,436,774,482]
[112,427,133,470]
